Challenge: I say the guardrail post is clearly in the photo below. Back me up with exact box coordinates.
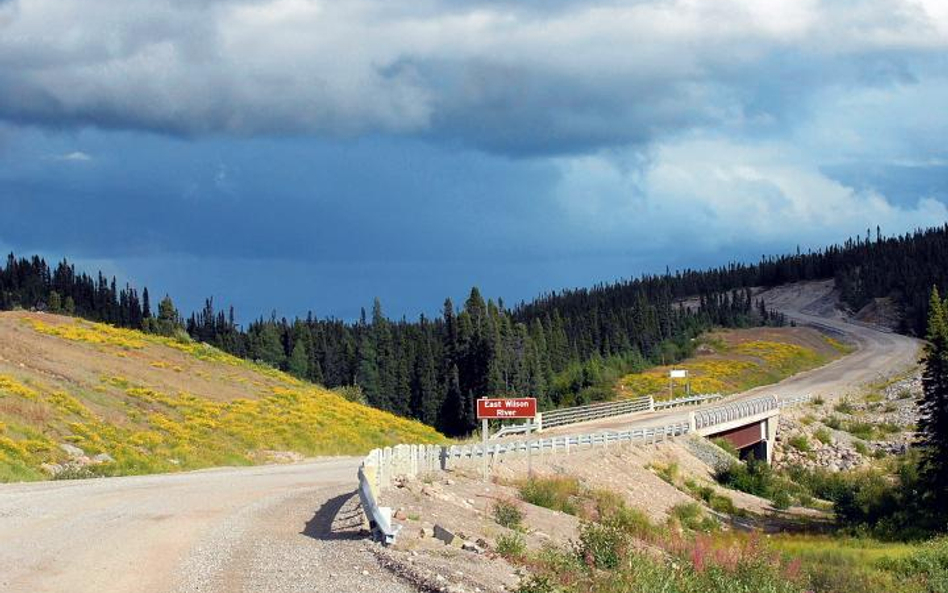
[535,412,543,433]
[648,395,655,412]
[688,411,696,432]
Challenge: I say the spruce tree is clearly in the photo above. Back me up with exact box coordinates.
[918,287,948,528]
[48,291,62,313]
[287,340,309,378]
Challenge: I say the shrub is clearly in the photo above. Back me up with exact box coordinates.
[716,458,800,510]
[496,532,527,559]
[853,440,870,456]
[716,458,773,498]
[711,437,739,458]
[846,422,875,440]
[814,427,832,445]
[576,519,627,569]
[835,400,856,415]
[515,575,560,593]
[881,537,948,593]
[788,434,811,452]
[811,396,826,406]
[772,490,792,510]
[520,476,582,515]
[494,498,525,530]
[654,461,680,484]
[670,502,719,532]
[824,415,843,430]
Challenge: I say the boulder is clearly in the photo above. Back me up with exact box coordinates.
[59,443,85,458]
[433,524,461,546]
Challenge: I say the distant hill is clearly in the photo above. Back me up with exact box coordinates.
[0,311,442,482]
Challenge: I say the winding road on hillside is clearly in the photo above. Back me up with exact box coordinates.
[0,281,922,593]
[537,280,922,435]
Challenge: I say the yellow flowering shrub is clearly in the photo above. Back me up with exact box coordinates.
[0,375,39,400]
[2,315,445,482]
[622,338,829,400]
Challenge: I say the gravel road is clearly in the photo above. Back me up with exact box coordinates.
[0,458,416,593]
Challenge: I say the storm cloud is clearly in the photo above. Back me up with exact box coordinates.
[0,0,946,319]
[0,0,945,154]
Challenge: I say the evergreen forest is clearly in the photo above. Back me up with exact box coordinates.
[3,224,946,436]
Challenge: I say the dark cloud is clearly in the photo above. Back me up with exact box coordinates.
[0,0,945,155]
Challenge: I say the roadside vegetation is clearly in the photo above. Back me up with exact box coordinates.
[0,318,443,482]
[620,330,851,400]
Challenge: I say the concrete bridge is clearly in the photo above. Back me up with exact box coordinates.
[508,393,800,464]
[691,396,781,463]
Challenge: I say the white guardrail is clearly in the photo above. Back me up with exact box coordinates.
[537,392,725,432]
[358,393,811,543]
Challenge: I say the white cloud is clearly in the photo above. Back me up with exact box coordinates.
[0,0,945,153]
[552,135,948,253]
[54,151,92,161]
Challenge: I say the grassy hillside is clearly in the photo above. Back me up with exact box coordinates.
[0,312,442,482]
[619,327,852,400]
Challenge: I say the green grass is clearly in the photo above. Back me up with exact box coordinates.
[771,535,945,593]
[834,400,856,415]
[789,434,811,452]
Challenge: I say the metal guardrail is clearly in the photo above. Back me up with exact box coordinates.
[357,463,399,544]
[540,396,653,429]
[693,395,778,429]
[654,393,724,410]
[490,422,532,439]
[778,394,813,408]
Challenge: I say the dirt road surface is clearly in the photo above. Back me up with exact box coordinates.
[0,458,415,593]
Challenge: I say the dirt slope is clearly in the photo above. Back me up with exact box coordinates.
[0,311,441,481]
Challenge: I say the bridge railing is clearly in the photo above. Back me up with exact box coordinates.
[654,393,724,411]
[537,392,724,431]
[693,395,779,430]
[539,396,653,429]
[778,394,812,408]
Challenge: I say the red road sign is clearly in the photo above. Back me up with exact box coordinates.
[477,397,537,419]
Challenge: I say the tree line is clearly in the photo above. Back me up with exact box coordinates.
[2,224,946,435]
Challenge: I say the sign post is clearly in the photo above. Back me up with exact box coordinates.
[481,418,489,484]
[477,397,538,482]
[669,369,688,399]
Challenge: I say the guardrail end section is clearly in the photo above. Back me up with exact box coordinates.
[358,462,400,545]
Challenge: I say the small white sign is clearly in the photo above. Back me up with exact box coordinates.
[669,369,688,379]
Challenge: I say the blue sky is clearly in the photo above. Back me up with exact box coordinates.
[1,0,947,321]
